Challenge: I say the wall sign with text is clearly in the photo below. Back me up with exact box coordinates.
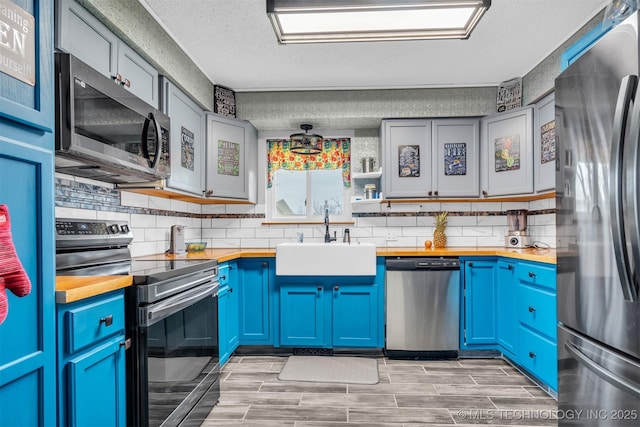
[0,0,35,86]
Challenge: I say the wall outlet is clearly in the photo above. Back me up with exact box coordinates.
[386,230,398,241]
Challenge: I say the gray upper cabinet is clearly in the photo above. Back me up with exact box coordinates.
[533,92,556,193]
[382,119,432,198]
[480,106,534,197]
[206,114,258,202]
[56,0,159,107]
[161,78,206,196]
[382,118,479,198]
[433,118,480,197]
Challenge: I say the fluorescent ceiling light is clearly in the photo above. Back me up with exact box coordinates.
[267,0,491,44]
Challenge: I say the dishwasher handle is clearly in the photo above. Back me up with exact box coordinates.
[386,257,460,271]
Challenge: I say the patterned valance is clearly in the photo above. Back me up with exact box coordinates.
[267,138,351,188]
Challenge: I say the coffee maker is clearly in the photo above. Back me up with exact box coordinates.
[505,210,531,248]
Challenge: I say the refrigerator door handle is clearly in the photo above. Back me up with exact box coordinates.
[624,80,640,301]
[609,74,638,301]
[565,341,640,399]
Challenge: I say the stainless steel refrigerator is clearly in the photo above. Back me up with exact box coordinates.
[555,11,640,426]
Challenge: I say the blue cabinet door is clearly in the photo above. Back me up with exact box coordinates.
[238,259,272,344]
[496,259,518,357]
[0,1,56,425]
[463,259,498,346]
[227,264,239,352]
[332,284,379,348]
[280,284,325,347]
[217,286,230,365]
[68,337,126,427]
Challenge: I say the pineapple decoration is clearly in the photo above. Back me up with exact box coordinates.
[433,211,448,248]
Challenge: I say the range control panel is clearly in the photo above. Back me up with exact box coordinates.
[56,220,130,236]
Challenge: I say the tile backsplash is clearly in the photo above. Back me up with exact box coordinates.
[55,173,556,257]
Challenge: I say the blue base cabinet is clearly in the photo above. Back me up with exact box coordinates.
[332,283,379,347]
[57,290,127,427]
[461,258,498,349]
[238,258,274,345]
[0,1,57,425]
[280,284,326,346]
[496,259,518,358]
[515,261,557,391]
[218,261,239,365]
[277,257,385,349]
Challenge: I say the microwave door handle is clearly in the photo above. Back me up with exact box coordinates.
[625,81,640,301]
[610,75,637,301]
[141,113,162,168]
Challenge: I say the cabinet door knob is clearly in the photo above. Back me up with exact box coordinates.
[221,275,227,280]
[262,262,268,267]
[468,262,474,267]
[123,78,131,88]
[428,191,433,196]
[317,285,322,291]
[528,306,536,313]
[111,73,122,83]
[529,351,536,359]
[482,190,488,196]
[120,338,131,350]
[334,285,339,291]
[528,271,537,278]
[100,315,113,327]
[508,264,514,270]
[229,288,233,293]
[434,190,439,196]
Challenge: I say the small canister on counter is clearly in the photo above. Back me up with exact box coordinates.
[361,157,376,173]
[364,183,377,199]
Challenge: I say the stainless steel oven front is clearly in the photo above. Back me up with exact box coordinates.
[125,259,220,427]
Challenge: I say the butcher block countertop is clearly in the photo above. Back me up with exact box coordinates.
[143,246,556,264]
[55,246,555,302]
[55,275,133,304]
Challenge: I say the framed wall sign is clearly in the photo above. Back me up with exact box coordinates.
[496,77,522,113]
[214,84,236,118]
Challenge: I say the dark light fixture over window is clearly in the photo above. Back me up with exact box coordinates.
[290,124,323,154]
[267,0,491,44]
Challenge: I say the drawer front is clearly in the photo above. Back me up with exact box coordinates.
[517,261,556,291]
[518,325,558,390]
[66,294,125,353]
[517,284,556,339]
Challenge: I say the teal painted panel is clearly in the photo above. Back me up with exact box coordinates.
[66,293,124,353]
[561,22,613,72]
[68,337,126,426]
[0,0,54,133]
[517,283,557,340]
[280,285,324,346]
[496,259,518,357]
[217,286,230,365]
[0,131,56,426]
[332,284,378,348]
[238,259,272,344]
[0,370,40,427]
[227,261,239,351]
[516,261,556,291]
[463,259,498,346]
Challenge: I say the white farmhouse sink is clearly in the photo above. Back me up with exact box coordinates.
[276,242,377,276]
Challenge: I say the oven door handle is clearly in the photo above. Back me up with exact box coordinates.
[140,282,218,327]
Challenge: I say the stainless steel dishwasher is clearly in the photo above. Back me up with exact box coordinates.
[385,257,460,359]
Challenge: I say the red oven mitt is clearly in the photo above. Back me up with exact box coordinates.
[0,204,32,324]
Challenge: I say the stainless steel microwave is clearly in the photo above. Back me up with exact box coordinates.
[55,53,170,183]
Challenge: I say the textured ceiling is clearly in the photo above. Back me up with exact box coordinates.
[140,0,609,92]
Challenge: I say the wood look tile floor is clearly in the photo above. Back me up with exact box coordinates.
[202,355,558,426]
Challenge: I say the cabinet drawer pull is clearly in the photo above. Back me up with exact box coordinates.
[220,275,227,280]
[120,338,131,350]
[317,285,322,291]
[111,73,122,83]
[262,262,268,267]
[229,288,233,293]
[123,78,131,88]
[528,306,536,313]
[528,271,537,278]
[529,351,536,359]
[334,285,339,291]
[100,315,113,327]
[508,264,514,270]
[468,262,474,267]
